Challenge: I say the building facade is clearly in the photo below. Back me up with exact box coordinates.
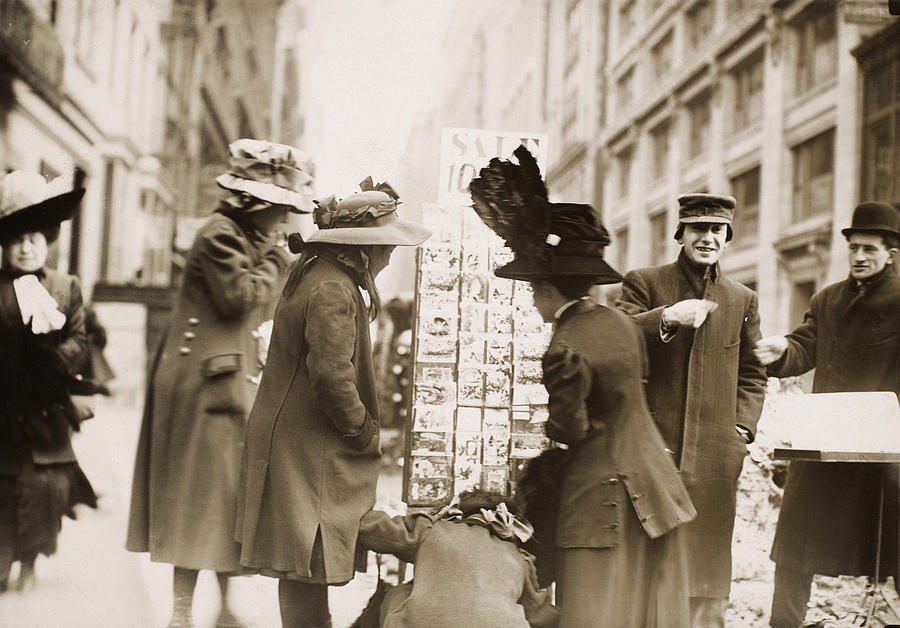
[600,0,898,334]
[436,0,898,337]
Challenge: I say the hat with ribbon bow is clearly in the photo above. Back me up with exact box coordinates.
[303,176,432,246]
[215,138,315,212]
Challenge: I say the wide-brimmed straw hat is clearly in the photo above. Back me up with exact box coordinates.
[493,203,622,283]
[215,138,315,212]
[304,177,432,246]
[0,170,85,242]
[841,201,900,239]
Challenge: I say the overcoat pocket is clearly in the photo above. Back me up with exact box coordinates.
[202,353,246,414]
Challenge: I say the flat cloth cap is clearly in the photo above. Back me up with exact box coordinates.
[677,193,736,224]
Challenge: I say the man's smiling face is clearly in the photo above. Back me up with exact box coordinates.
[679,222,729,266]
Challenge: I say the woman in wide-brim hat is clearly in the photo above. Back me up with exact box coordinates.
[0,169,95,593]
[471,147,696,628]
[236,177,430,627]
[126,138,313,627]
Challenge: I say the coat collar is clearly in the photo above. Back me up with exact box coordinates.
[677,249,718,298]
[556,298,594,326]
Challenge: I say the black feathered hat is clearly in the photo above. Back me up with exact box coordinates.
[468,146,622,284]
[0,170,85,243]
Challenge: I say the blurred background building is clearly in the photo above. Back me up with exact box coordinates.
[428,0,899,339]
[1,0,314,398]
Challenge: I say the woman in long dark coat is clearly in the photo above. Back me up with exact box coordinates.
[0,170,94,593]
[236,179,430,627]
[469,149,696,627]
[126,139,313,627]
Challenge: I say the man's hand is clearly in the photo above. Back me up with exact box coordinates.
[661,299,718,329]
[754,335,789,365]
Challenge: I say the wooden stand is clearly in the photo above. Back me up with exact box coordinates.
[774,448,900,625]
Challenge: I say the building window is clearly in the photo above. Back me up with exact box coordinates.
[216,26,231,80]
[649,211,669,265]
[731,50,764,133]
[730,166,760,246]
[561,87,579,145]
[615,147,633,199]
[685,0,714,51]
[618,0,635,43]
[614,227,629,270]
[791,129,834,223]
[616,67,634,113]
[860,51,900,202]
[650,121,670,182]
[687,92,711,159]
[75,0,97,63]
[651,31,673,80]
[794,5,837,97]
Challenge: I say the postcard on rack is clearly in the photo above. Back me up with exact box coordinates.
[411,431,454,456]
[421,243,460,271]
[462,243,489,274]
[461,274,489,303]
[483,423,511,466]
[456,406,483,432]
[484,367,511,407]
[481,466,509,493]
[409,478,451,505]
[417,334,457,363]
[414,379,455,407]
[460,303,488,333]
[411,455,451,479]
[457,366,484,406]
[511,433,548,459]
[458,333,486,366]
[413,404,455,432]
[488,277,514,306]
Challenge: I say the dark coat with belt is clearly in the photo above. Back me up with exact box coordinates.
[236,255,381,584]
[769,264,900,577]
[544,300,695,624]
[126,211,289,572]
[0,267,86,474]
[615,252,767,597]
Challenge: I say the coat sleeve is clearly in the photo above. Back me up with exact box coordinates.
[356,509,436,563]
[736,290,767,439]
[767,293,819,379]
[197,222,290,319]
[543,344,593,446]
[305,280,375,450]
[517,550,560,628]
[615,270,671,349]
[55,275,86,372]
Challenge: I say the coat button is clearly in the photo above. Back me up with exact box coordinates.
[188,317,199,326]
[618,472,630,480]
[606,477,618,486]
[631,493,641,501]
[183,331,196,340]
[179,346,191,355]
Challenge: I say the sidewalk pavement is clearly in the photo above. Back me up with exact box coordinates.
[0,396,399,628]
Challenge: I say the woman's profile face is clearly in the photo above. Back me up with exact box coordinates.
[368,244,396,277]
[4,231,49,273]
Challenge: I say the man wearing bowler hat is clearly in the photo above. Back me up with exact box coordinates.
[755,201,900,627]
[616,193,767,627]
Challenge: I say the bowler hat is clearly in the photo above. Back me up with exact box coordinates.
[841,201,900,239]
[0,170,85,242]
[304,177,431,247]
[494,203,623,284]
[216,138,315,212]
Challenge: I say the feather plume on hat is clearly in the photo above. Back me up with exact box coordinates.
[468,145,622,284]
[468,145,551,263]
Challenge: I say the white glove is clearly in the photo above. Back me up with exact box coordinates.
[253,319,274,368]
[13,274,67,334]
[662,298,718,329]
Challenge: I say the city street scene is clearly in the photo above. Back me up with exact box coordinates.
[1,0,899,627]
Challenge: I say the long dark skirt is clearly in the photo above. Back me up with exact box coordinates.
[0,459,96,573]
[557,505,690,628]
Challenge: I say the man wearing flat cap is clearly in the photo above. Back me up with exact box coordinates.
[616,193,767,627]
[754,201,900,627]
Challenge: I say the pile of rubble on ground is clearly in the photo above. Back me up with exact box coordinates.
[728,378,900,627]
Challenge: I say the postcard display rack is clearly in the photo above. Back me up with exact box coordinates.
[404,202,554,507]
